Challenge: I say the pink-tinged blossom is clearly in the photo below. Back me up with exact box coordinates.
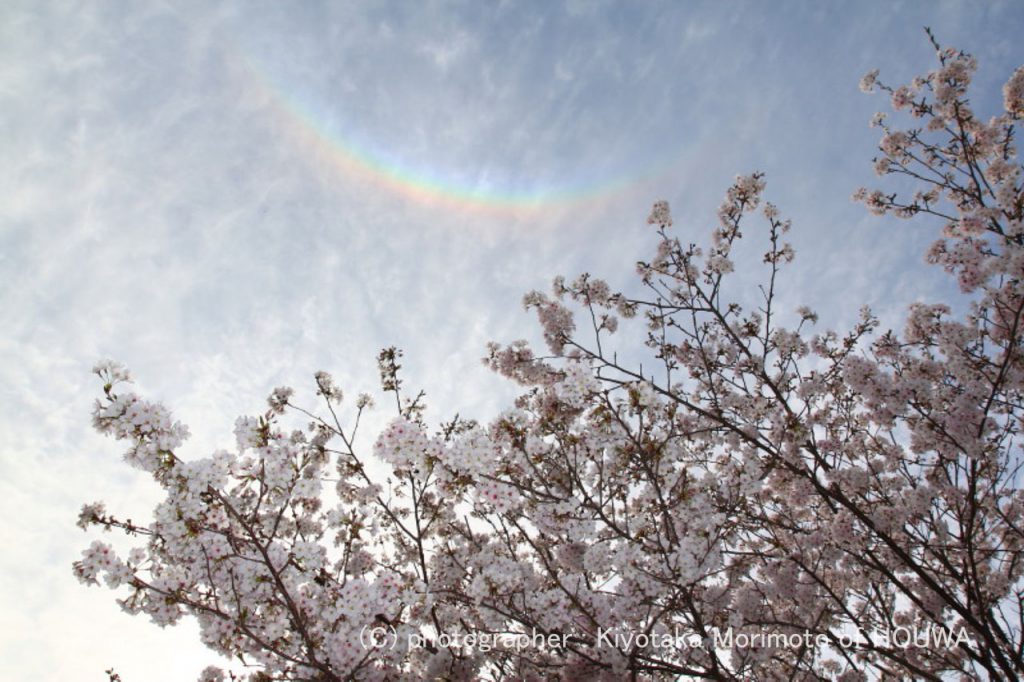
[891,85,913,109]
[314,371,343,403]
[72,540,118,586]
[233,415,262,451]
[860,189,888,215]
[197,667,225,682]
[626,380,659,411]
[93,359,132,386]
[859,68,879,92]
[373,417,430,473]
[646,200,672,226]
[1005,65,1024,116]
[879,130,910,159]
[706,253,734,274]
[556,360,600,407]
[474,478,520,513]
[523,290,576,355]
[267,386,293,414]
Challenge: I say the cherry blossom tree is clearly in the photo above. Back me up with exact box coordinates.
[77,33,1024,680]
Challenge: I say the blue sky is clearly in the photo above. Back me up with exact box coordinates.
[2,1,1023,679]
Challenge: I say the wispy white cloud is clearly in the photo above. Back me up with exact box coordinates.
[2,1,1022,679]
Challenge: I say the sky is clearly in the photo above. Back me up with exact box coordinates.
[1,1,1022,679]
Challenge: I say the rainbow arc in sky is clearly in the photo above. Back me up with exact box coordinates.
[238,52,684,216]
